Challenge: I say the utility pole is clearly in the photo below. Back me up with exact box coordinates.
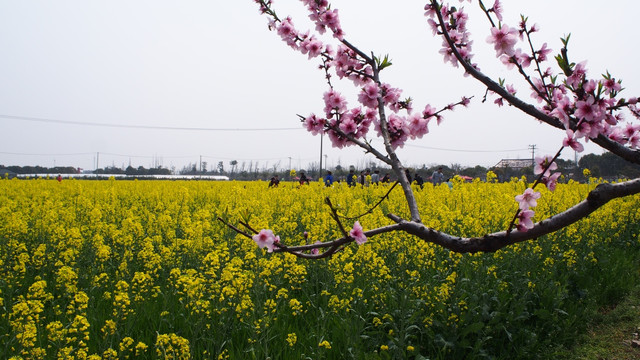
[319,133,324,177]
[288,157,292,171]
[528,144,536,165]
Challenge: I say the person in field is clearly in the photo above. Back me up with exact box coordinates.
[324,171,334,187]
[268,175,280,187]
[299,171,310,185]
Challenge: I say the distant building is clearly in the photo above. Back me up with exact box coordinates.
[491,159,535,181]
[493,159,533,170]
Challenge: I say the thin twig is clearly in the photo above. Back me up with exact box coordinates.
[239,221,259,234]
[338,181,400,220]
[217,217,253,240]
[325,197,350,238]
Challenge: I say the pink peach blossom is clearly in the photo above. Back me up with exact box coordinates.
[602,77,621,94]
[350,221,367,245]
[311,240,322,255]
[542,172,562,192]
[563,130,584,152]
[629,131,640,148]
[515,188,541,210]
[534,155,557,175]
[357,83,379,108]
[304,114,326,135]
[516,209,535,232]
[253,229,277,251]
[487,24,518,57]
[491,0,503,21]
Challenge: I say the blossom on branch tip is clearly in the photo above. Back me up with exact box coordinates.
[349,221,367,245]
[487,24,518,57]
[304,114,326,135]
[491,0,503,21]
[253,229,278,252]
[422,104,436,119]
[515,188,541,210]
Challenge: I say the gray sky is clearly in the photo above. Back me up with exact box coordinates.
[0,1,636,172]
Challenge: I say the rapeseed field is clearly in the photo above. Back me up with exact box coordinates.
[0,177,638,359]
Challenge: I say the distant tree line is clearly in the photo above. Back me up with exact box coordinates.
[0,165,80,175]
[225,154,639,183]
[577,152,640,179]
[94,165,172,176]
[2,153,637,181]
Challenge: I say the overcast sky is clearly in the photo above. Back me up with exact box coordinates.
[0,1,636,173]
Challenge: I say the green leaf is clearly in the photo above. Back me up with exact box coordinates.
[376,54,393,70]
[503,326,513,342]
[534,308,551,320]
[461,322,485,337]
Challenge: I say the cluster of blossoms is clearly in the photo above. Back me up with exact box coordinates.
[481,3,639,153]
[513,155,560,232]
[514,189,540,232]
[255,0,639,242]
[300,0,344,39]
[256,0,474,152]
[429,0,639,231]
[307,85,469,149]
[424,1,475,69]
[550,68,640,152]
[332,44,373,85]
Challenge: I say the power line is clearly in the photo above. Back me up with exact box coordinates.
[404,143,530,153]
[0,150,316,162]
[366,138,529,153]
[3,114,535,152]
[0,151,95,156]
[0,114,302,132]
